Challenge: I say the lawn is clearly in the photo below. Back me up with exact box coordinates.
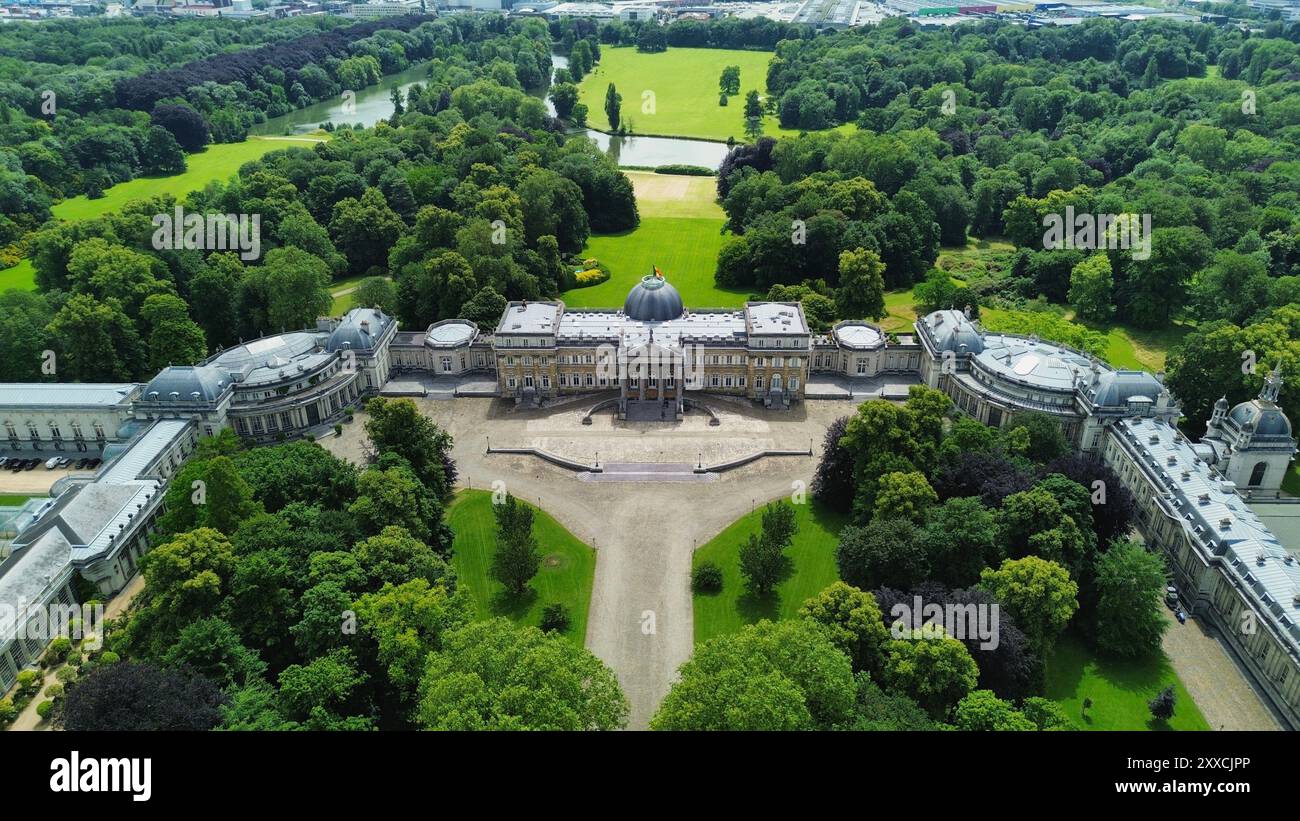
[0,259,35,292]
[576,47,853,142]
[565,217,747,309]
[0,494,38,506]
[692,499,847,644]
[49,136,324,224]
[445,489,596,645]
[1045,634,1210,731]
[0,137,326,293]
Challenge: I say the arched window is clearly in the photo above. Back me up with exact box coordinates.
[1248,461,1268,487]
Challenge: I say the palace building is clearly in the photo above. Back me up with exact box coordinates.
[0,291,1297,722]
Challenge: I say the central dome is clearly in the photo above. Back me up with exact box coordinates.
[624,274,684,322]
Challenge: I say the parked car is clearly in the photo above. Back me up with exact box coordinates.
[87,458,102,468]
[44,457,61,470]
[23,459,38,470]
[56,457,72,468]
[74,458,89,469]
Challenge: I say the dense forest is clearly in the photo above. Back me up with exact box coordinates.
[0,16,635,384]
[708,17,1300,425]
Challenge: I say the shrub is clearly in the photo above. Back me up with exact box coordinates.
[654,164,713,176]
[692,561,724,594]
[334,423,344,436]
[44,636,72,665]
[35,700,53,720]
[574,267,608,287]
[44,683,64,700]
[0,698,16,727]
[540,603,571,634]
[55,666,78,684]
[99,651,120,665]
[15,669,40,697]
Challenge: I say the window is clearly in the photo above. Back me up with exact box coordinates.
[1249,461,1268,487]
[756,377,763,389]
[739,376,746,388]
[507,378,517,389]
[542,376,550,389]
[585,374,594,386]
[856,359,866,374]
[559,374,568,387]
[524,376,534,388]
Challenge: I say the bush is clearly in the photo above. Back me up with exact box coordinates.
[0,698,16,727]
[573,267,609,287]
[44,683,64,700]
[99,651,120,664]
[540,603,571,634]
[15,669,40,697]
[654,164,714,176]
[334,423,343,436]
[692,561,724,594]
[35,700,54,720]
[55,666,78,684]
[44,636,72,665]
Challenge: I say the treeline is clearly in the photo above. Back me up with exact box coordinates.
[113,15,437,112]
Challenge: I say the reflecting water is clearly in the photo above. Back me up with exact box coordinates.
[252,53,730,169]
[250,62,435,136]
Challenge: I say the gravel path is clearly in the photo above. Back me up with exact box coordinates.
[1161,611,1281,731]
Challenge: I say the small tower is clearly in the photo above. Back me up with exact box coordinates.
[1201,367,1296,493]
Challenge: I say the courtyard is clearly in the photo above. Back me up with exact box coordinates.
[324,393,854,728]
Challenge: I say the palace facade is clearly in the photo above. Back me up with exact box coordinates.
[1,289,1297,723]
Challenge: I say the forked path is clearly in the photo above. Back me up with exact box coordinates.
[327,397,839,728]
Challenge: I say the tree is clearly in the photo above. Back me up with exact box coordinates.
[329,188,405,275]
[1148,685,1176,722]
[739,501,797,596]
[604,83,622,132]
[161,617,266,688]
[127,527,237,657]
[841,674,939,730]
[1068,254,1115,321]
[918,497,1000,588]
[719,65,741,96]
[491,494,540,597]
[881,624,980,718]
[836,517,926,591]
[460,286,508,330]
[150,103,210,152]
[979,557,1079,656]
[140,293,206,371]
[952,689,1036,731]
[45,293,145,382]
[204,456,261,535]
[354,577,470,701]
[836,247,887,320]
[418,618,628,730]
[873,470,938,523]
[277,648,371,728]
[652,619,855,731]
[242,246,332,334]
[550,82,580,120]
[798,582,889,674]
[349,465,439,544]
[811,416,854,512]
[362,397,454,497]
[140,126,185,175]
[1007,412,1071,463]
[353,526,452,592]
[1094,539,1169,657]
[60,662,227,731]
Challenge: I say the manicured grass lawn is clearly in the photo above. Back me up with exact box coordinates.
[565,217,748,308]
[446,489,595,645]
[1045,635,1210,731]
[692,500,847,644]
[0,494,38,506]
[0,259,35,292]
[49,136,323,223]
[623,170,724,220]
[1283,464,1300,497]
[577,47,853,142]
[1073,318,1192,372]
